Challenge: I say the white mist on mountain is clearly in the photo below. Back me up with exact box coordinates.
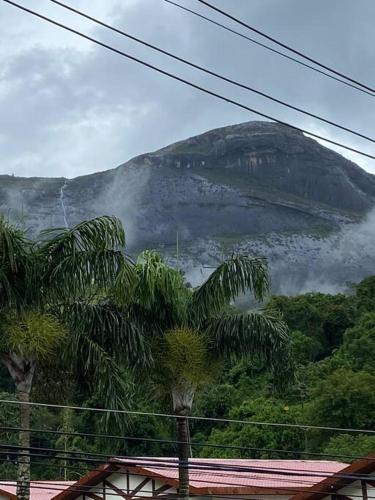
[275,208,375,295]
[95,164,151,249]
[172,209,375,297]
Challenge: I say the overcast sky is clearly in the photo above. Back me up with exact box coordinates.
[1,0,374,178]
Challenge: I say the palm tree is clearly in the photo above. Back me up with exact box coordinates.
[0,215,146,500]
[128,251,291,500]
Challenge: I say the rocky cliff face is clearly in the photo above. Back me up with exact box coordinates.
[2,121,375,294]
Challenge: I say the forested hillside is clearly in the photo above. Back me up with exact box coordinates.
[1,275,374,480]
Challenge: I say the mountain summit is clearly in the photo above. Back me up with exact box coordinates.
[2,121,375,293]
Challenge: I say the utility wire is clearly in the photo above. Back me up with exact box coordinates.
[2,450,375,495]
[2,449,375,498]
[2,454,368,496]
[0,481,178,499]
[1,398,375,435]
[2,478,373,500]
[2,444,375,482]
[1,474,374,500]
[1,425,375,463]
[164,0,375,99]
[3,459,355,489]
[46,0,375,144]
[2,0,375,161]
[196,0,375,95]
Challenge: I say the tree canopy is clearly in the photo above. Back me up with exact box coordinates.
[1,216,375,489]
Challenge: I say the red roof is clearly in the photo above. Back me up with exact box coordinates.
[0,481,73,499]
[56,458,348,498]
[291,452,375,500]
[113,458,347,494]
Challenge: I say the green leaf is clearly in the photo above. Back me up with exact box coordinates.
[39,216,131,300]
[133,250,189,328]
[191,255,270,321]
[205,310,289,364]
[70,334,134,431]
[62,300,151,369]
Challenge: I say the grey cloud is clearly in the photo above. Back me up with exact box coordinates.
[0,0,374,177]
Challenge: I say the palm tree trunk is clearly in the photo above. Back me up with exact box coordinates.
[17,388,31,500]
[1,354,35,500]
[176,416,190,500]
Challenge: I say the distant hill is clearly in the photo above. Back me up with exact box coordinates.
[2,121,375,294]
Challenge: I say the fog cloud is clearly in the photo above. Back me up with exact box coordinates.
[274,208,375,295]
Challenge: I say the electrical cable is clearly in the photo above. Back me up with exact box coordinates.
[0,460,372,499]
[1,444,375,482]
[163,0,375,99]
[1,478,374,500]
[6,476,371,500]
[2,0,375,161]
[1,398,375,435]
[0,480,180,499]
[1,425,375,463]
[2,450,375,499]
[196,0,375,95]
[45,0,375,144]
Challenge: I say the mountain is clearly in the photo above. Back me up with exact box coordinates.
[2,121,375,294]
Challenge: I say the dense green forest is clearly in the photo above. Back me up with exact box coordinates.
[1,274,375,480]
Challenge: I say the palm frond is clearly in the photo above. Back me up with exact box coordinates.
[111,254,137,305]
[135,251,182,304]
[38,217,133,299]
[61,300,151,368]
[0,216,30,273]
[0,265,16,307]
[68,333,134,431]
[40,215,125,252]
[205,310,289,365]
[134,250,189,328]
[0,216,35,309]
[191,255,270,321]
[44,249,134,300]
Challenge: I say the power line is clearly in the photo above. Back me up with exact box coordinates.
[1,473,374,500]
[46,0,375,144]
[2,0,375,161]
[7,447,372,488]
[0,480,179,499]
[2,448,375,499]
[0,452,358,489]
[1,398,375,434]
[3,443,375,498]
[196,0,375,95]
[7,455,362,492]
[0,455,359,493]
[1,425,375,463]
[2,476,374,500]
[2,444,375,482]
[163,0,375,99]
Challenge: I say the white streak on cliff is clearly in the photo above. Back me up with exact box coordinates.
[60,179,69,228]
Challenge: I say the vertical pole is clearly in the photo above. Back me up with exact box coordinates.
[362,481,368,500]
[187,421,193,458]
[64,432,67,481]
